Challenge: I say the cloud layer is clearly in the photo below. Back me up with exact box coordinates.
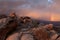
[0,0,60,21]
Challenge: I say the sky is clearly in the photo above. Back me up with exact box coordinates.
[0,0,60,21]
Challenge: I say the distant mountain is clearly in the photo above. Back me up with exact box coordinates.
[39,20,60,26]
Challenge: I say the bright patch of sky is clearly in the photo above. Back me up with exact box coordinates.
[48,0,53,3]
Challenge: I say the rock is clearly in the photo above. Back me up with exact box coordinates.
[6,33,19,40]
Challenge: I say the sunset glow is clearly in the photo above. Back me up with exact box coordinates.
[0,0,60,21]
[50,14,60,21]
